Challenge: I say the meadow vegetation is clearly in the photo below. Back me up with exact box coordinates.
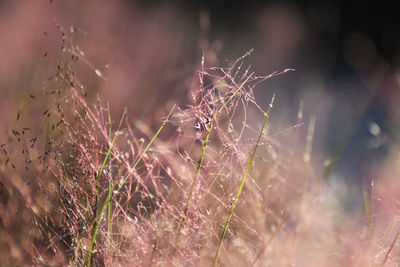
[1,24,399,267]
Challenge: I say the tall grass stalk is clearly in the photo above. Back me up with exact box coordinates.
[381,229,400,266]
[173,74,254,257]
[83,105,176,266]
[300,116,315,197]
[250,214,289,266]
[106,103,113,252]
[84,109,126,266]
[213,95,275,267]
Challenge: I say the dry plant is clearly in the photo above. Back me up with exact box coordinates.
[1,24,400,267]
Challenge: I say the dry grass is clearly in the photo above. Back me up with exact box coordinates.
[1,25,400,267]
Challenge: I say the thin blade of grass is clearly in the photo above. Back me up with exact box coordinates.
[85,109,126,267]
[381,229,400,266]
[213,95,275,267]
[83,105,175,267]
[172,74,253,261]
[106,102,113,252]
[250,214,289,267]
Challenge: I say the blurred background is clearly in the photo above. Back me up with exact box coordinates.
[1,0,400,262]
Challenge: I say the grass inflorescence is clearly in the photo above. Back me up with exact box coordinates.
[2,26,398,267]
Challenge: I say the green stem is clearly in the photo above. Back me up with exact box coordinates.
[87,109,125,266]
[213,95,275,267]
[83,105,175,266]
[172,74,253,260]
[106,103,113,251]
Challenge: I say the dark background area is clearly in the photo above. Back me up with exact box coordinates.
[179,0,400,186]
[131,0,400,212]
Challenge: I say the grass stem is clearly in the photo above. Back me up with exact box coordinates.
[213,95,275,267]
[83,105,175,266]
[172,74,253,260]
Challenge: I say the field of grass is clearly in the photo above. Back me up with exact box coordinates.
[1,12,400,267]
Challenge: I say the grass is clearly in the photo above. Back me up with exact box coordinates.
[173,71,254,260]
[1,26,399,267]
[83,104,175,266]
[213,94,275,266]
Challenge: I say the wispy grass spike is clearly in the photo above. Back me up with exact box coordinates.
[213,95,275,267]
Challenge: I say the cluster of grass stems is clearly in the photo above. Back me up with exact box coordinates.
[35,47,292,266]
[1,28,400,267]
